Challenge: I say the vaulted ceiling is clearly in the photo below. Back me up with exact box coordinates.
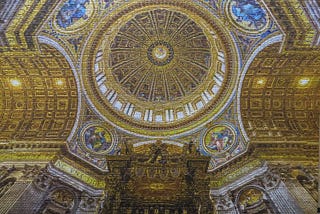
[0,0,319,171]
[0,44,77,141]
[241,43,320,142]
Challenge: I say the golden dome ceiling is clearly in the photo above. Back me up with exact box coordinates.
[82,2,237,137]
[110,9,211,103]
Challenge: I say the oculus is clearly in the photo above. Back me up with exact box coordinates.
[147,41,174,66]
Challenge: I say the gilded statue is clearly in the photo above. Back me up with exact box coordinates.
[147,140,168,164]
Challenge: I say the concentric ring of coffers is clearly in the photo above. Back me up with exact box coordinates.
[82,1,238,137]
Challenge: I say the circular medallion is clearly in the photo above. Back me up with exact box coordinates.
[202,124,236,154]
[82,1,238,137]
[80,124,115,154]
[227,0,269,33]
[54,0,95,32]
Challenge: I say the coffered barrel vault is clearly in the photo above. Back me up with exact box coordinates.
[0,44,78,141]
[241,44,320,142]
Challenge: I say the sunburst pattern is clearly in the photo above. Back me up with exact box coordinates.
[109,9,211,102]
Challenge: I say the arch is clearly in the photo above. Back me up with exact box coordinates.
[239,40,320,142]
[237,34,283,142]
[0,42,79,141]
[38,36,81,142]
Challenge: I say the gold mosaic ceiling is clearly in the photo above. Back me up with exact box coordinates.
[0,0,318,143]
[82,2,237,137]
[110,9,211,103]
[0,44,78,141]
[240,44,320,142]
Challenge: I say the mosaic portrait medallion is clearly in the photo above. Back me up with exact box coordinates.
[202,124,236,154]
[80,124,114,154]
[54,0,95,32]
[227,0,269,33]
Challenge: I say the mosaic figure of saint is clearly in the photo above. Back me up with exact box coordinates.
[84,126,112,152]
[231,0,267,30]
[207,127,233,152]
[56,0,90,29]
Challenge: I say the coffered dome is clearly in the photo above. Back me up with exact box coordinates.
[110,9,211,103]
[82,1,238,137]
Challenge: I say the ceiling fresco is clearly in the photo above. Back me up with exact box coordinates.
[110,9,211,103]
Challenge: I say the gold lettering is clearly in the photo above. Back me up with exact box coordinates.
[54,160,104,188]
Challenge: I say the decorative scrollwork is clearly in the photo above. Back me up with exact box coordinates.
[33,168,54,191]
[50,189,75,209]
